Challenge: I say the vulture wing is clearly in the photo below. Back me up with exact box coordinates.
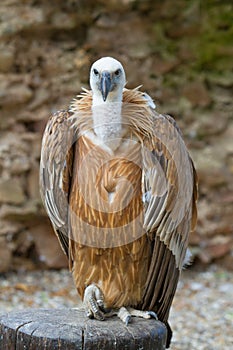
[140,111,197,326]
[40,110,75,259]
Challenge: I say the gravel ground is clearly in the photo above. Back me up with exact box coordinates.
[0,265,232,350]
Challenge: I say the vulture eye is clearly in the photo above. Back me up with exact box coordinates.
[93,68,99,76]
[114,69,121,76]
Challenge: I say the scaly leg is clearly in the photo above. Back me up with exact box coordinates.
[83,284,106,321]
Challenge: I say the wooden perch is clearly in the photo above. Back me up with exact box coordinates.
[0,308,167,349]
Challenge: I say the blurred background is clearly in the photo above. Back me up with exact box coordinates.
[0,1,232,348]
[0,0,232,273]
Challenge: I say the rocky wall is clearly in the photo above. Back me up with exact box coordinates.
[0,0,232,272]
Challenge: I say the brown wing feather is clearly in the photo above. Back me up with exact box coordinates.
[40,110,75,258]
[140,111,197,323]
[138,110,197,348]
[143,112,197,268]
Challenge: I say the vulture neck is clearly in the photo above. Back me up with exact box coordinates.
[91,92,124,151]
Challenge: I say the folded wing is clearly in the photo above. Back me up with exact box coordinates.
[40,110,75,258]
[141,111,197,324]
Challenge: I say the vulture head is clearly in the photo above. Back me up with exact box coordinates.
[90,57,126,103]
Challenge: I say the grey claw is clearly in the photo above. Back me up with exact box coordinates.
[97,299,105,312]
[96,311,105,321]
[86,310,94,319]
[125,315,131,326]
[147,311,158,320]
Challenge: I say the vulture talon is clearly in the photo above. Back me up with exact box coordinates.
[86,309,94,319]
[125,315,132,326]
[146,311,158,320]
[96,298,105,312]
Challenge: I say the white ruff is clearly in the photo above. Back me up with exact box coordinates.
[92,102,124,151]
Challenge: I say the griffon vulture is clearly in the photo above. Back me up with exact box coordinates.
[40,57,197,348]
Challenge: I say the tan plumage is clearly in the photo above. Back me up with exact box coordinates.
[40,57,197,348]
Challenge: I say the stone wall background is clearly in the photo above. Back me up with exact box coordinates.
[0,0,232,272]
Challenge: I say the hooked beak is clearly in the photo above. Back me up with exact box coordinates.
[100,71,112,102]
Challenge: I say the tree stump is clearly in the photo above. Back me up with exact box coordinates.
[0,308,167,349]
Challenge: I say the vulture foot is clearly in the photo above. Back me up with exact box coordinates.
[83,284,105,321]
[117,307,158,325]
[83,285,158,325]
